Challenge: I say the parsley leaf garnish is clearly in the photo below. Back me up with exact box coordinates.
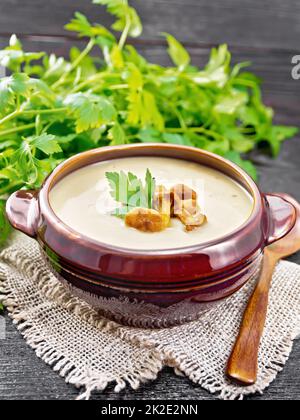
[106,169,156,216]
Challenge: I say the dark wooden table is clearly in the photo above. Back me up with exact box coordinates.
[0,0,300,400]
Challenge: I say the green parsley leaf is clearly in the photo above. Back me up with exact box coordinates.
[28,133,62,155]
[163,133,193,146]
[0,73,30,112]
[108,123,126,145]
[163,33,191,71]
[137,128,163,143]
[0,35,45,72]
[145,168,156,209]
[126,65,164,131]
[214,90,248,115]
[188,44,231,88]
[64,93,116,133]
[106,169,156,215]
[43,54,72,82]
[65,12,116,42]
[93,0,143,38]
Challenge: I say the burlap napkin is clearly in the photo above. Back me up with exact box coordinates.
[0,233,300,400]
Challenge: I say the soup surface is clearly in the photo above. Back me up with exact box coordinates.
[49,157,254,250]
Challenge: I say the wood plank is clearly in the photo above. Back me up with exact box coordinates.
[0,0,300,50]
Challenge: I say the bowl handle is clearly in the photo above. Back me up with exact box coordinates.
[6,190,40,238]
[264,193,297,245]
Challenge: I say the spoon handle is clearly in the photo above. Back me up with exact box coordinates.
[227,250,278,386]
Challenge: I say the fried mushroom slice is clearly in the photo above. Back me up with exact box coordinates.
[171,184,207,231]
[171,184,197,201]
[179,210,207,232]
[125,208,170,233]
[172,185,197,216]
[176,198,199,216]
[153,185,174,216]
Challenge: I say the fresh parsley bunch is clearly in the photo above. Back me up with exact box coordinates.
[0,0,298,246]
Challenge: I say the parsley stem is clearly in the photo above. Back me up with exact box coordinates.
[91,84,129,94]
[233,78,257,89]
[109,84,129,90]
[0,123,36,137]
[0,110,20,126]
[119,15,132,50]
[52,38,96,89]
[71,72,110,93]
[22,108,68,116]
[166,127,224,141]
[0,108,68,128]
[173,108,187,130]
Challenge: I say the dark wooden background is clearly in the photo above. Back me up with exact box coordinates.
[0,0,300,400]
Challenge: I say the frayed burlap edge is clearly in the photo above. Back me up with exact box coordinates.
[0,252,164,400]
[1,239,300,401]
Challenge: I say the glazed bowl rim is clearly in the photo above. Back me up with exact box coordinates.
[40,143,262,256]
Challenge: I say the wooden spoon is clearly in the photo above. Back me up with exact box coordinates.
[227,194,300,386]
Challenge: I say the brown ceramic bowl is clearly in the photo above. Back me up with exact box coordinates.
[6,144,299,328]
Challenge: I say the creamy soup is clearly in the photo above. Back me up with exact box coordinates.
[49,157,254,250]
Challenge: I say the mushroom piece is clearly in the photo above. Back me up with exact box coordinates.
[179,210,207,232]
[171,184,197,201]
[125,208,170,233]
[172,185,197,216]
[125,184,206,233]
[171,184,207,231]
[153,185,174,216]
